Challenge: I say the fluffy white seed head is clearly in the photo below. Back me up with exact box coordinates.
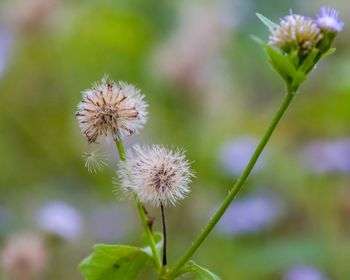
[0,233,48,280]
[269,14,322,54]
[76,76,148,143]
[117,145,194,207]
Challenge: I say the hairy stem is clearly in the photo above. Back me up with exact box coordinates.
[161,203,167,266]
[168,91,295,277]
[115,139,162,270]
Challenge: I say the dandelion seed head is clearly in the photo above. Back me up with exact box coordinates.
[269,14,322,54]
[117,145,194,207]
[83,148,109,173]
[0,233,48,280]
[76,75,148,143]
[316,7,344,33]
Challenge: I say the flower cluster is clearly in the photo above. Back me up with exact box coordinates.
[76,76,193,207]
[258,7,343,91]
[269,7,343,56]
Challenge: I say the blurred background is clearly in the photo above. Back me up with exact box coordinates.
[0,0,349,279]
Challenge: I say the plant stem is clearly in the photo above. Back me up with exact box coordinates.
[168,91,295,278]
[116,138,126,161]
[137,198,162,270]
[115,139,162,270]
[161,203,167,266]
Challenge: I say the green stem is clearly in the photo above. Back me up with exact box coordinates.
[168,91,295,278]
[115,139,162,270]
[116,138,126,161]
[137,198,162,270]
[161,203,167,266]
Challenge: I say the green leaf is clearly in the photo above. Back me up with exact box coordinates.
[177,261,221,280]
[264,45,307,91]
[250,35,265,45]
[265,45,297,83]
[320,47,336,59]
[141,231,163,258]
[288,50,300,68]
[79,244,151,280]
[301,48,319,73]
[256,13,277,32]
[293,71,306,87]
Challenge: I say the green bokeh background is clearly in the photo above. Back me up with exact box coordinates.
[0,0,349,279]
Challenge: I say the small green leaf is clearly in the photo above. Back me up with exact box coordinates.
[79,244,151,280]
[141,231,163,258]
[177,261,221,280]
[264,45,307,91]
[250,35,265,45]
[265,45,296,83]
[288,50,300,68]
[320,47,336,59]
[291,70,306,92]
[301,48,319,73]
[256,13,278,32]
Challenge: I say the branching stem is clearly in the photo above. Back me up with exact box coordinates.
[168,91,295,278]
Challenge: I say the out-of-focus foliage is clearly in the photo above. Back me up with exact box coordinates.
[0,0,350,279]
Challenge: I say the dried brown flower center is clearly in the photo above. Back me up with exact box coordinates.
[95,104,139,125]
[152,164,176,192]
[97,105,118,122]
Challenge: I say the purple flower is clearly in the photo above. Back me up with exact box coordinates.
[217,136,266,176]
[0,27,13,77]
[0,207,11,234]
[217,193,284,236]
[284,265,329,280]
[301,139,350,174]
[37,201,82,241]
[89,204,132,242]
[316,7,344,33]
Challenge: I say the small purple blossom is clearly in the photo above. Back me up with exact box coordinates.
[316,7,344,32]
[218,136,266,176]
[89,205,132,242]
[301,139,350,174]
[0,27,13,78]
[217,193,284,236]
[284,265,329,280]
[37,201,82,241]
[0,207,11,234]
